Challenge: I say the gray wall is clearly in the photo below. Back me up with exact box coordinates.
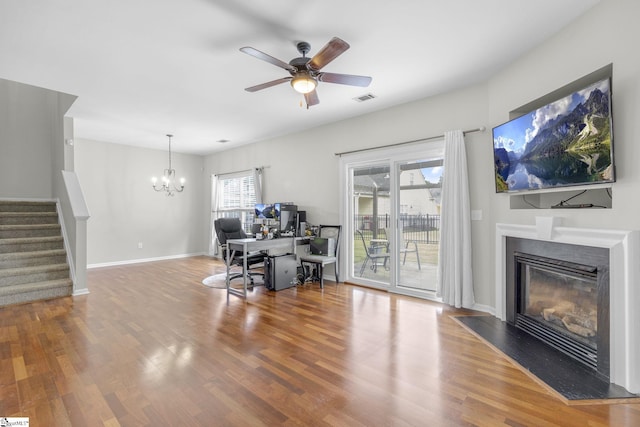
[75,138,206,266]
[70,0,638,308]
[203,0,639,308]
[486,0,640,307]
[0,78,76,199]
[204,77,491,302]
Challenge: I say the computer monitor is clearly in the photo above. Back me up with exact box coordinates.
[279,204,297,234]
[254,203,280,220]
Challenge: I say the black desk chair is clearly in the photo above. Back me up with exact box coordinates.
[214,218,266,285]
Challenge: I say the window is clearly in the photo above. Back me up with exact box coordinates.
[212,169,261,234]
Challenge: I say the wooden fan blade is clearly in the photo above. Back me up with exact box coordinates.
[304,90,320,108]
[318,72,372,87]
[240,47,296,72]
[308,37,350,71]
[245,77,292,92]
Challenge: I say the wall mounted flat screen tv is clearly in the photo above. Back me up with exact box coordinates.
[493,77,614,193]
[254,203,280,219]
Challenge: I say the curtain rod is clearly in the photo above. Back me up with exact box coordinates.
[334,126,486,157]
[213,166,267,178]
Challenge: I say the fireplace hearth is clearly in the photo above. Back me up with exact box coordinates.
[507,239,609,379]
[495,221,640,396]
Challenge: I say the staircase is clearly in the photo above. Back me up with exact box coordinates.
[0,200,73,306]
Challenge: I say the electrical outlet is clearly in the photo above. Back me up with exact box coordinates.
[138,242,143,249]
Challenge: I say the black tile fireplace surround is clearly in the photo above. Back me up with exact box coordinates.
[490,223,639,400]
[506,237,610,380]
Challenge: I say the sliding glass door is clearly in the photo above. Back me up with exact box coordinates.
[341,141,444,298]
[350,162,392,288]
[392,159,442,293]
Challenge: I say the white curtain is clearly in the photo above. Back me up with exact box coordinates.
[253,167,263,204]
[437,130,475,308]
[210,174,220,256]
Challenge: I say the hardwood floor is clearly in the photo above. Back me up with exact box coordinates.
[1,256,639,426]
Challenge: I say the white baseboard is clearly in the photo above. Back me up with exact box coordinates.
[471,302,494,315]
[88,252,207,269]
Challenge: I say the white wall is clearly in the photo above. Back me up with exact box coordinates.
[67,0,639,306]
[203,0,640,308]
[75,138,206,266]
[485,0,640,307]
[0,78,76,199]
[206,82,488,221]
[204,83,491,301]
[0,79,91,291]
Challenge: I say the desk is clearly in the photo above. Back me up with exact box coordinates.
[225,237,298,300]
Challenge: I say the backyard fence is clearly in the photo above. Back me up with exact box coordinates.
[355,214,440,244]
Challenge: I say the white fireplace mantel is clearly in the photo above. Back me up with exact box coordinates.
[495,219,640,394]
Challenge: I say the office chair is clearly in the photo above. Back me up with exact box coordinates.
[214,218,266,285]
[300,225,341,288]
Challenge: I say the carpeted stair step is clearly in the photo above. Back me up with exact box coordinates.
[0,200,72,307]
[0,236,63,254]
[0,249,67,269]
[0,224,62,239]
[0,278,73,306]
[0,201,57,213]
[0,263,70,287]
[0,211,59,225]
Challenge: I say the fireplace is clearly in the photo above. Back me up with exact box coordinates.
[495,220,640,394]
[506,237,609,379]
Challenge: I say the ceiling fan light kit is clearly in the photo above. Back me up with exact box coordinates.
[240,37,372,107]
[291,73,317,94]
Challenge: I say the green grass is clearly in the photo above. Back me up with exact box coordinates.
[352,233,439,265]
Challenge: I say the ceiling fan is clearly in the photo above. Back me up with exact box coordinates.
[240,37,372,108]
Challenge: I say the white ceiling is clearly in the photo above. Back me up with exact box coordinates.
[0,0,599,155]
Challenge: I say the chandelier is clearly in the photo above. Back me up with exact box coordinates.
[152,134,185,196]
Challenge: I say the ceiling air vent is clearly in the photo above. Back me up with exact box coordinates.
[353,93,376,103]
